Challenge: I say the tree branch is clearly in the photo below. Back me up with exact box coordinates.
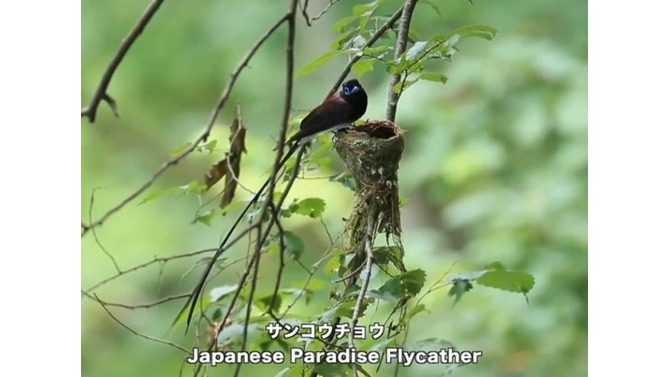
[81,13,289,237]
[82,0,165,123]
[386,0,419,122]
[92,293,190,354]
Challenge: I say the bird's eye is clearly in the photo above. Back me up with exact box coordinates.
[343,87,350,95]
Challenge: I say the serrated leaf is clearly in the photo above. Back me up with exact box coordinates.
[283,231,305,260]
[378,269,426,299]
[477,270,535,293]
[298,50,344,77]
[419,72,448,84]
[294,198,326,218]
[448,279,473,307]
[352,59,375,77]
[452,25,498,41]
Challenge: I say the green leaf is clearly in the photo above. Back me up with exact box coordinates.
[329,172,357,191]
[331,28,358,49]
[352,59,375,77]
[192,209,219,226]
[196,139,218,154]
[170,142,192,157]
[334,15,358,32]
[419,72,448,84]
[362,45,392,57]
[452,25,498,41]
[408,303,426,319]
[217,322,246,346]
[448,279,473,307]
[313,363,350,377]
[283,231,305,260]
[273,367,291,377]
[484,261,506,270]
[377,269,426,299]
[477,270,535,294]
[393,78,419,94]
[294,198,326,218]
[139,186,176,205]
[210,284,239,302]
[405,41,427,61]
[402,269,427,294]
[298,50,344,77]
[256,294,283,312]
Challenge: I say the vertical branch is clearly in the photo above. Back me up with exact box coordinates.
[386,0,419,122]
[232,1,299,376]
[349,204,379,377]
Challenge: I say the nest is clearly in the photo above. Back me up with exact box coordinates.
[334,120,404,250]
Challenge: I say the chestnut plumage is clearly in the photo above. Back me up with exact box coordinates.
[289,79,368,144]
[180,79,368,333]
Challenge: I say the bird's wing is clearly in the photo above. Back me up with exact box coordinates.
[290,95,353,143]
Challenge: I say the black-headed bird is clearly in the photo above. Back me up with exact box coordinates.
[180,79,368,332]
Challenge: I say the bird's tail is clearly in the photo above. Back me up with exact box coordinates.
[176,141,300,333]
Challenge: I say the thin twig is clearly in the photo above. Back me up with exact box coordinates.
[299,0,341,26]
[84,225,255,293]
[83,291,190,309]
[92,293,190,354]
[81,14,290,237]
[88,188,121,273]
[386,0,419,122]
[82,0,165,122]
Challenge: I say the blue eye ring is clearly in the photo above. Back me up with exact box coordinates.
[343,87,350,95]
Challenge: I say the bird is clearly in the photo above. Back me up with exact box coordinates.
[178,79,368,332]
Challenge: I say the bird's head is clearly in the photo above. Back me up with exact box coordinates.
[341,79,365,98]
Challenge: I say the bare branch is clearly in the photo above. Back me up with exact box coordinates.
[83,291,190,309]
[299,0,341,26]
[81,13,290,237]
[84,224,255,293]
[82,0,165,122]
[386,0,419,122]
[92,293,190,354]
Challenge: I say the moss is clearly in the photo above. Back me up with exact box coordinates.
[334,120,405,263]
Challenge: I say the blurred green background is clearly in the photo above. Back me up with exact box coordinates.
[81,1,587,376]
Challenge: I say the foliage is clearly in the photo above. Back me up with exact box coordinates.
[81,1,586,377]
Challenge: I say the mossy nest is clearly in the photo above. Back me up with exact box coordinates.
[333,120,404,250]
